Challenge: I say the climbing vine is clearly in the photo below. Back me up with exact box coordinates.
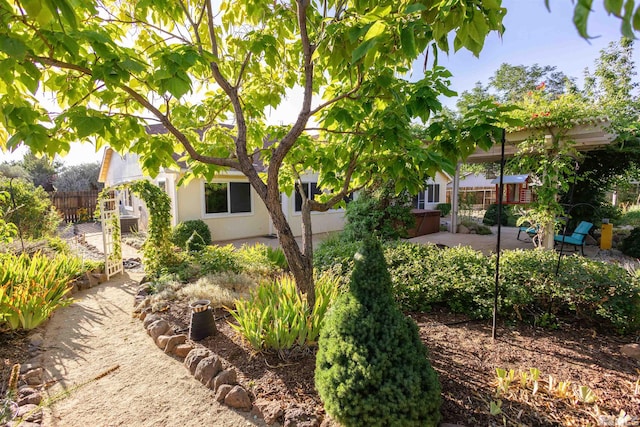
[98,180,175,277]
[509,85,601,246]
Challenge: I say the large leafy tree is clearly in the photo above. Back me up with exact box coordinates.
[0,0,637,303]
[0,0,511,305]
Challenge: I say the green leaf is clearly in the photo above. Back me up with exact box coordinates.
[0,36,28,60]
[400,26,416,57]
[622,0,636,37]
[73,116,105,138]
[404,3,426,14]
[604,0,624,16]
[352,38,377,63]
[165,76,191,98]
[573,0,594,39]
[363,21,386,42]
[633,5,640,30]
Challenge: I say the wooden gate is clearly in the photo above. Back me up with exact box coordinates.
[100,193,123,279]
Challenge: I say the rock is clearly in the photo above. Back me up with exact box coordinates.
[156,335,172,349]
[15,404,42,422]
[440,424,466,427]
[147,319,171,340]
[6,422,41,427]
[209,368,237,391]
[18,392,42,406]
[139,311,148,321]
[28,333,44,348]
[92,273,108,283]
[21,368,43,385]
[164,334,187,354]
[184,348,211,375]
[174,343,195,358]
[19,364,38,375]
[284,405,320,427]
[457,224,470,234]
[215,384,233,403]
[18,387,38,398]
[86,271,100,287]
[224,385,252,411]
[621,343,640,361]
[252,399,284,425]
[194,355,223,386]
[142,313,162,329]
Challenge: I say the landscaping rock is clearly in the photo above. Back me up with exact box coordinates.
[284,405,319,427]
[21,368,43,385]
[252,399,284,425]
[194,355,223,385]
[147,319,171,340]
[18,391,42,406]
[29,333,44,349]
[142,313,162,329]
[457,224,470,234]
[621,343,640,361]
[164,334,187,354]
[215,384,233,403]
[224,385,252,411]
[19,363,39,375]
[174,343,195,358]
[6,421,41,427]
[184,348,211,375]
[18,387,38,398]
[138,311,148,322]
[156,335,172,349]
[15,404,42,422]
[209,368,237,391]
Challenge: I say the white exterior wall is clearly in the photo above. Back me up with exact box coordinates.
[176,176,271,241]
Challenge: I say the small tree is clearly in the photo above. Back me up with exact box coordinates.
[315,238,441,426]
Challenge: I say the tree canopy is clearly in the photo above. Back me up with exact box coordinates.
[1,0,639,299]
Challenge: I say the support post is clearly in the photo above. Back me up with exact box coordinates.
[451,162,460,233]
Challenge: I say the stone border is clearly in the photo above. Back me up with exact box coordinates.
[132,281,319,426]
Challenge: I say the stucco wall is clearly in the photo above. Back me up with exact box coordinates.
[176,176,271,241]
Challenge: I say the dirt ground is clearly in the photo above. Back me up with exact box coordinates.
[34,272,266,427]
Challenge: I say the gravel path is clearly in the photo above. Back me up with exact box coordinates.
[37,272,264,427]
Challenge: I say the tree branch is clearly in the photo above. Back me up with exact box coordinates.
[308,152,362,212]
[31,55,241,170]
[309,79,362,116]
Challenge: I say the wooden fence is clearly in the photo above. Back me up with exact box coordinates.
[51,190,100,223]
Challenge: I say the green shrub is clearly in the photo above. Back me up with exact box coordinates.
[313,233,361,277]
[172,220,212,251]
[620,227,640,258]
[483,203,514,226]
[196,245,241,275]
[436,203,451,217]
[619,205,640,227]
[236,243,288,277]
[0,252,81,330]
[315,238,441,427]
[229,273,340,351]
[460,219,492,235]
[342,188,414,241]
[313,239,640,333]
[0,178,61,240]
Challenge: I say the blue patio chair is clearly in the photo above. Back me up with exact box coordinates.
[553,221,593,255]
[516,223,539,241]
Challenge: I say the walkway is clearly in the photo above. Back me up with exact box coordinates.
[37,247,264,426]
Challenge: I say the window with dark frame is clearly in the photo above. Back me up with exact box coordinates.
[413,183,440,209]
[204,182,251,214]
[294,182,322,212]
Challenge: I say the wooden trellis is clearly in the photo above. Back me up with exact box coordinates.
[100,192,123,279]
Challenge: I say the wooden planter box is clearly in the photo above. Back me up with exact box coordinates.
[407,209,440,237]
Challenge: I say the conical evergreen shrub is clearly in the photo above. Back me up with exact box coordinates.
[315,237,441,427]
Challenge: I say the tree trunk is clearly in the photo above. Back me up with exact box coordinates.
[260,191,316,309]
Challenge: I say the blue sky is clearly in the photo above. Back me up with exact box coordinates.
[1,0,636,165]
[434,0,639,108]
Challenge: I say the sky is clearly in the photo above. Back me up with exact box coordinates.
[0,0,637,166]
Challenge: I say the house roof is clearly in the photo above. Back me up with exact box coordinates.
[446,173,494,188]
[98,147,114,183]
[490,174,529,185]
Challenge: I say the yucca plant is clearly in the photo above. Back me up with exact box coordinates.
[0,252,81,330]
[229,272,339,353]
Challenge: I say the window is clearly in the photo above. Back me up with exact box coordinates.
[204,182,251,214]
[413,183,440,209]
[295,182,322,212]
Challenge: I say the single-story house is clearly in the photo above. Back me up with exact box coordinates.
[490,174,534,205]
[99,146,452,241]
